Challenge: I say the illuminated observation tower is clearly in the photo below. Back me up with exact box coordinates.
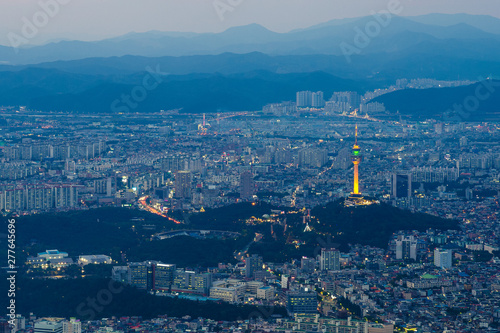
[351,124,362,198]
[345,124,378,207]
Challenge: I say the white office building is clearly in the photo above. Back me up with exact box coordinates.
[78,255,112,266]
[34,318,64,333]
[210,280,246,303]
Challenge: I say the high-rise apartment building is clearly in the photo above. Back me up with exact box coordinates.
[391,173,412,199]
[395,236,418,260]
[320,248,340,271]
[296,91,312,107]
[297,91,325,108]
[434,248,452,269]
[298,149,328,168]
[239,171,255,199]
[0,184,80,212]
[311,91,325,107]
[245,254,263,278]
[175,171,192,199]
[330,91,361,111]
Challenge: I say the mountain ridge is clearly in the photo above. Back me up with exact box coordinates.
[1,14,500,65]
[374,80,500,121]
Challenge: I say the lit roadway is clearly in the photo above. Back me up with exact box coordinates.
[318,160,336,177]
[291,185,301,207]
[234,233,263,262]
[138,196,182,224]
[213,111,248,122]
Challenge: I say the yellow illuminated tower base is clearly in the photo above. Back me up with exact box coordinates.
[353,163,359,195]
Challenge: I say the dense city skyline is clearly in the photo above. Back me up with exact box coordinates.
[1,1,500,332]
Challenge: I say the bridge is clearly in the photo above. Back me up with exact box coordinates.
[152,229,241,241]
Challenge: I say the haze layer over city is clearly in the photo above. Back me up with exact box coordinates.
[1,1,500,333]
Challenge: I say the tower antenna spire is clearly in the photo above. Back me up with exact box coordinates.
[355,124,358,146]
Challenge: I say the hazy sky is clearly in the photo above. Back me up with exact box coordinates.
[0,0,499,46]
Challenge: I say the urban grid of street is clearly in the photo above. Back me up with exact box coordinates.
[2,78,500,333]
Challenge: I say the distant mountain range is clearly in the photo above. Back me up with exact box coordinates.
[1,51,499,82]
[406,13,500,35]
[1,14,500,65]
[0,13,499,118]
[0,69,370,113]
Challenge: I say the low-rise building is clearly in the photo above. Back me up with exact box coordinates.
[78,255,112,266]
